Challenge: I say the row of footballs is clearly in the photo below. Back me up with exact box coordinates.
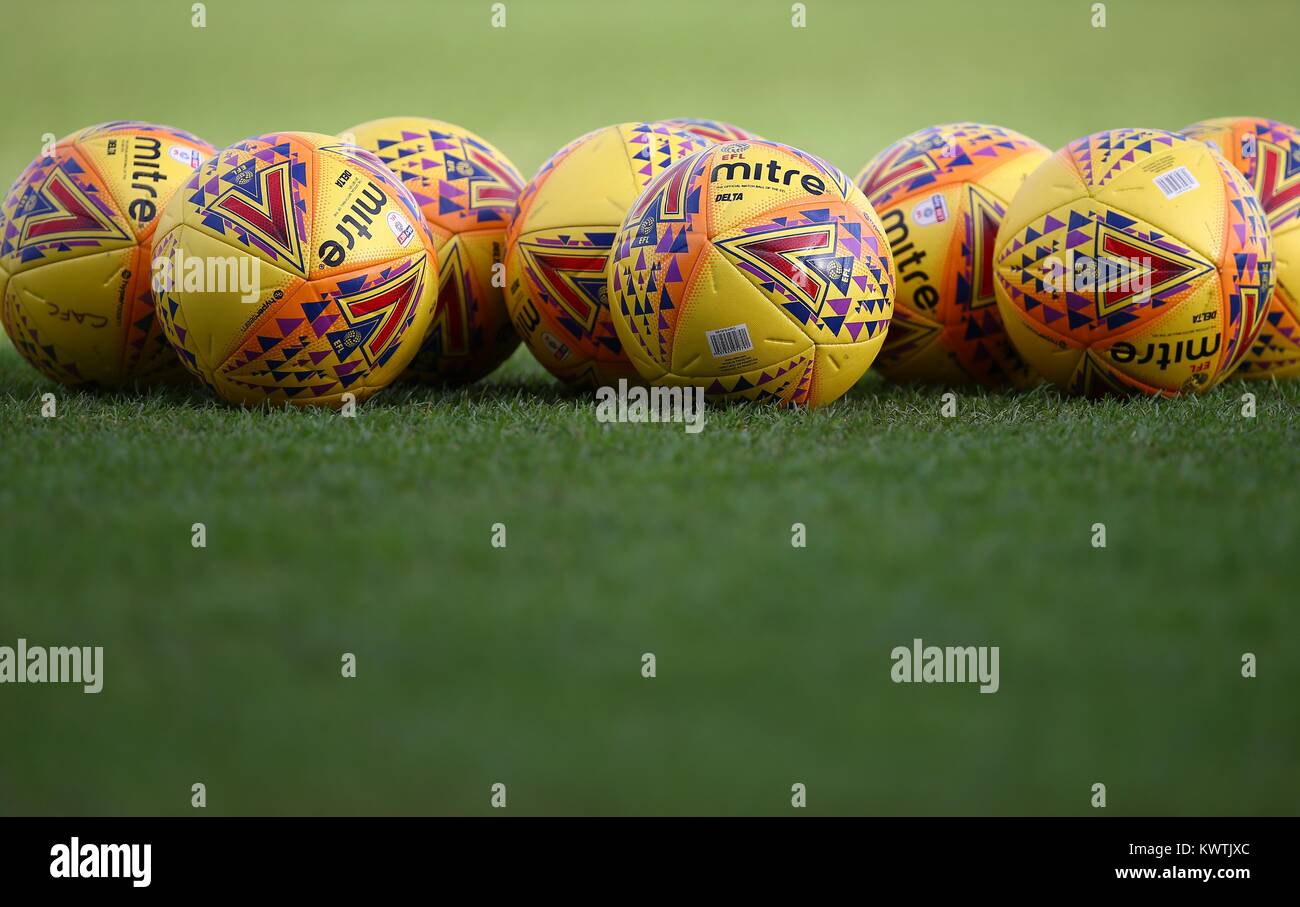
[0,115,1294,407]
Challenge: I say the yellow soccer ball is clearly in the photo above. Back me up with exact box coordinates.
[0,121,215,386]
[343,117,524,385]
[152,131,438,406]
[504,122,709,387]
[856,123,1050,387]
[1182,117,1300,379]
[608,139,895,407]
[994,128,1273,396]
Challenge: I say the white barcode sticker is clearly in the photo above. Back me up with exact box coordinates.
[706,323,753,357]
[1153,166,1200,199]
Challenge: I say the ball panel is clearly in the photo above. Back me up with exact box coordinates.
[308,142,433,281]
[1182,117,1300,379]
[711,196,893,350]
[0,140,135,279]
[342,117,523,238]
[660,347,815,405]
[857,123,1048,210]
[668,244,812,377]
[1078,130,1227,262]
[202,254,431,406]
[994,150,1088,254]
[177,133,317,279]
[807,334,887,407]
[1180,118,1239,167]
[74,123,213,244]
[153,223,305,383]
[1073,349,1168,396]
[1091,271,1226,394]
[1240,283,1300,378]
[505,225,625,379]
[873,308,962,384]
[511,126,639,239]
[121,242,188,383]
[1181,118,1300,235]
[1211,152,1275,378]
[2,246,135,384]
[1239,222,1300,377]
[997,293,1084,391]
[936,182,1035,386]
[996,195,1218,353]
[608,153,712,375]
[976,145,1053,213]
[406,229,519,385]
[705,141,856,237]
[872,183,963,377]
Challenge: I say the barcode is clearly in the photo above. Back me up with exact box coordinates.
[706,323,753,357]
[1153,166,1200,199]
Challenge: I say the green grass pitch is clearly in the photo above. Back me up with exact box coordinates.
[1,0,1298,815]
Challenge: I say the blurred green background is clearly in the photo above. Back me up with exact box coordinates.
[1,0,1298,815]
[3,0,1297,183]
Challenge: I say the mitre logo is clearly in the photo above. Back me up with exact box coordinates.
[317,180,390,268]
[709,158,826,196]
[1107,334,1221,370]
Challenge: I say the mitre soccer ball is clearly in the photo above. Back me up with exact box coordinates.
[662,118,763,144]
[343,117,523,385]
[504,122,709,386]
[994,128,1273,396]
[1182,117,1300,379]
[856,123,1050,387]
[0,121,214,386]
[608,139,895,407]
[152,131,437,406]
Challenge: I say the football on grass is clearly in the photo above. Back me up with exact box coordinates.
[856,123,1050,388]
[0,121,214,387]
[344,117,523,385]
[503,122,708,387]
[152,131,437,406]
[1181,116,1300,379]
[608,139,895,407]
[994,128,1273,396]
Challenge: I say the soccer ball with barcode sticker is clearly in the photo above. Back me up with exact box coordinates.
[993,128,1274,396]
[0,121,214,387]
[607,139,895,407]
[504,122,709,387]
[151,131,438,406]
[1181,117,1300,379]
[855,123,1050,388]
[343,117,524,385]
